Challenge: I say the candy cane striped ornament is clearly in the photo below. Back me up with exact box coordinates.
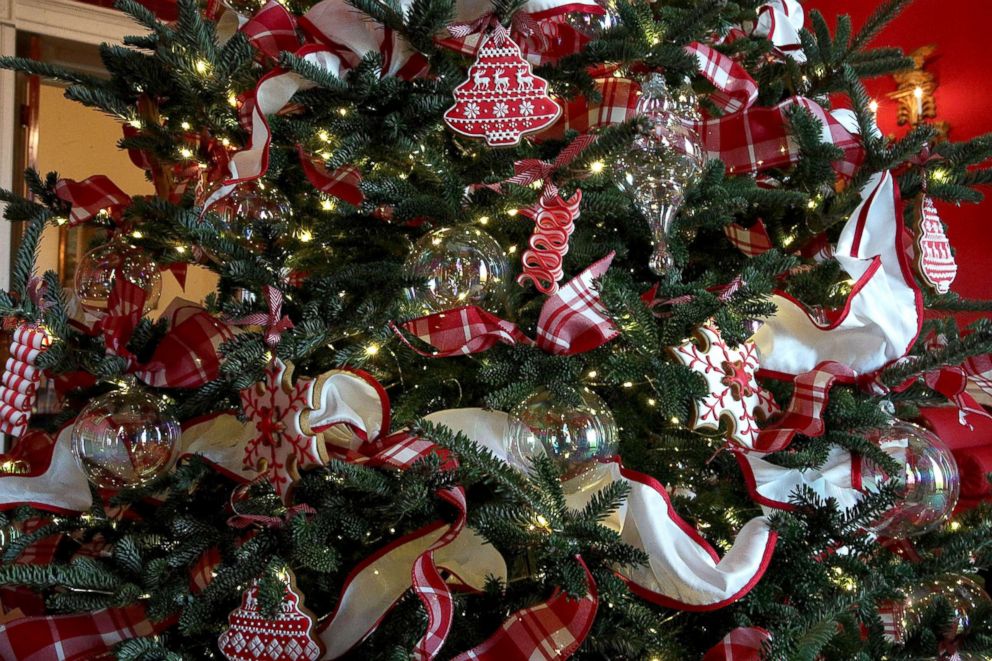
[0,324,51,438]
[516,190,580,295]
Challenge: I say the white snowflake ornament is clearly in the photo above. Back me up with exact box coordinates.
[671,324,778,449]
[239,358,330,503]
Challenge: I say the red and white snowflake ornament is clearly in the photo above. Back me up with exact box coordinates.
[443,25,561,147]
[914,195,957,294]
[670,324,778,449]
[239,358,329,503]
[218,569,322,661]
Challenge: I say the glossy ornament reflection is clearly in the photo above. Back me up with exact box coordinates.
[864,421,960,539]
[613,73,705,274]
[507,387,619,491]
[70,381,181,489]
[404,226,508,313]
[74,235,162,312]
[889,574,991,644]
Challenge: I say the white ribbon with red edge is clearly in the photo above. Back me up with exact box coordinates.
[751,0,805,62]
[753,171,922,377]
[428,408,777,610]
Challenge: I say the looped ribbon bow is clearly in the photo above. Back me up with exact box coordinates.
[392,252,619,357]
[226,285,294,348]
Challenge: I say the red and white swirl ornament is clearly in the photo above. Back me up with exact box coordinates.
[0,324,51,438]
[517,190,580,295]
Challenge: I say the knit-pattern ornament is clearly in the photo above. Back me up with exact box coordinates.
[443,25,560,147]
[914,195,957,294]
[218,570,321,661]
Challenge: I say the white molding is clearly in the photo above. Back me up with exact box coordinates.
[0,22,16,292]
[13,0,138,46]
[1,0,138,290]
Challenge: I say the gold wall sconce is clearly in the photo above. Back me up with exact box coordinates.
[888,45,949,139]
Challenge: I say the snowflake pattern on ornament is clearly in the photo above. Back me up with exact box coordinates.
[218,570,322,661]
[671,324,778,449]
[240,358,328,503]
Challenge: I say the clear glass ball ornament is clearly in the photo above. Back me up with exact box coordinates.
[863,421,960,539]
[403,226,509,313]
[562,9,617,38]
[896,574,992,642]
[73,235,162,312]
[221,184,293,243]
[70,381,181,489]
[507,388,619,490]
[612,73,706,275]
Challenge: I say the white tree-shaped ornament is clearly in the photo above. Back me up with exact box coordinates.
[240,358,328,502]
[671,324,778,449]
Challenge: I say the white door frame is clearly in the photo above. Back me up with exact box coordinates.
[0,0,137,290]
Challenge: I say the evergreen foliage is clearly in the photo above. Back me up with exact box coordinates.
[0,0,991,658]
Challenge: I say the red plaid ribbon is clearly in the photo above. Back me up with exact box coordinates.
[964,353,992,397]
[476,134,597,198]
[0,324,50,438]
[702,627,770,661]
[438,11,599,66]
[699,96,863,179]
[0,604,173,661]
[686,42,758,114]
[540,75,639,140]
[53,176,131,227]
[11,515,61,565]
[240,0,300,59]
[544,46,863,180]
[725,220,773,257]
[754,361,856,453]
[213,0,431,208]
[924,366,992,427]
[395,253,618,358]
[226,285,294,348]
[452,557,598,661]
[297,146,365,207]
[99,276,233,388]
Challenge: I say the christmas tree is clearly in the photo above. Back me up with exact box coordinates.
[0,0,992,658]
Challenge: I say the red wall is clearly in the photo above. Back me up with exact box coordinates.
[812,0,992,309]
